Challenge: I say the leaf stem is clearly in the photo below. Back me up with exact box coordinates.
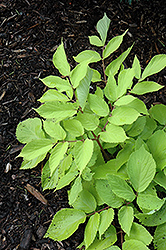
[91,131,110,161]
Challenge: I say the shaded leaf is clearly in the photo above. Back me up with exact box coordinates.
[72,190,97,213]
[149,104,166,125]
[99,208,114,239]
[154,223,166,250]
[88,94,109,117]
[63,118,84,137]
[84,213,100,248]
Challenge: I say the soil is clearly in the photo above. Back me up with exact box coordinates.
[0,0,166,249]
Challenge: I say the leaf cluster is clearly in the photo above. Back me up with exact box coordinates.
[16,13,166,250]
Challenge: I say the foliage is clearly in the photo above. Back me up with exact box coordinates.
[16,13,166,249]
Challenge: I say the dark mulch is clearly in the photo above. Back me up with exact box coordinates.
[0,0,166,249]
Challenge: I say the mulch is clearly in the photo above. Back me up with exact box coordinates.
[0,0,166,249]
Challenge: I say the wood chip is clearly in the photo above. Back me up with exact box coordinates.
[25,184,48,205]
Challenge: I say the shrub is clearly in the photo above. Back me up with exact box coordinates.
[16,13,166,249]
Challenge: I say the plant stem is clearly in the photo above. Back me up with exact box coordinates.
[91,131,110,161]
[87,206,110,217]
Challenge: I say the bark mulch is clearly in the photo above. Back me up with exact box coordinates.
[0,0,166,249]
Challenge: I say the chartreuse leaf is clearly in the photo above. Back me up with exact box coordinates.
[103,30,128,59]
[89,36,103,47]
[72,190,97,213]
[96,13,110,45]
[118,206,134,236]
[154,171,166,190]
[63,118,84,137]
[123,239,150,250]
[70,61,89,88]
[125,222,153,245]
[154,223,166,250]
[99,208,114,239]
[108,247,121,250]
[76,67,93,109]
[35,102,78,121]
[88,94,109,117]
[43,120,66,140]
[53,42,70,76]
[137,193,164,211]
[127,145,156,192]
[147,130,166,171]
[136,202,166,226]
[95,179,124,208]
[140,54,166,81]
[39,75,70,89]
[19,139,53,161]
[77,112,99,131]
[91,69,101,82]
[87,225,117,250]
[104,74,117,102]
[74,139,94,173]
[126,116,146,137]
[44,208,86,241]
[49,142,68,174]
[74,50,101,63]
[68,176,82,205]
[130,81,163,95]
[116,68,135,99]
[99,124,128,143]
[56,170,78,191]
[16,118,45,143]
[41,161,59,190]
[149,104,166,125]
[105,45,133,76]
[107,174,135,202]
[38,89,69,102]
[114,95,136,106]
[109,106,140,126]
[140,116,157,140]
[84,213,100,248]
[20,154,46,169]
[132,55,141,79]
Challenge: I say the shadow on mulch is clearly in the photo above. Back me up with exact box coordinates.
[0,0,166,249]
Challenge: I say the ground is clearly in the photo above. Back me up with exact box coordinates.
[0,0,166,249]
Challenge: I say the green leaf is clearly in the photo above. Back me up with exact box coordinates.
[154,171,166,190]
[104,74,117,102]
[39,75,70,89]
[88,94,109,117]
[44,208,86,241]
[105,45,133,76]
[43,120,66,140]
[74,50,101,63]
[154,223,166,250]
[95,179,124,208]
[68,176,82,205]
[118,206,134,236]
[87,225,117,250]
[149,104,166,125]
[136,203,166,226]
[127,145,156,192]
[126,116,146,137]
[141,54,166,81]
[74,139,94,173]
[72,189,97,213]
[103,30,128,59]
[108,247,121,250]
[35,102,78,121]
[63,118,84,137]
[76,112,99,131]
[70,61,89,88]
[109,106,140,126]
[56,170,78,190]
[41,161,59,190]
[114,95,136,106]
[99,208,114,239]
[96,13,111,45]
[99,124,128,143]
[89,35,103,47]
[140,116,157,140]
[126,98,148,115]
[19,139,53,161]
[125,222,153,245]
[137,194,164,211]
[84,213,100,248]
[147,130,166,171]
[76,67,93,109]
[91,69,101,83]
[116,68,135,98]
[20,154,46,169]
[123,239,150,250]
[16,118,45,143]
[107,174,136,202]
[49,142,68,174]
[38,89,69,102]
[132,55,141,79]
[53,42,70,76]
[130,81,163,95]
